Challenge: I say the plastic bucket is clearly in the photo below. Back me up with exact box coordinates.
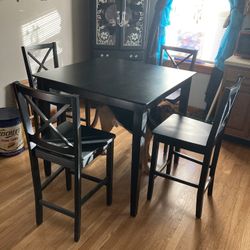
[0,107,24,156]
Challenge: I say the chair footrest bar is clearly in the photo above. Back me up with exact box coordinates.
[173,151,203,165]
[80,173,103,183]
[158,162,168,173]
[66,114,87,122]
[155,171,199,188]
[40,200,75,218]
[153,162,168,179]
[41,166,65,190]
[81,179,107,205]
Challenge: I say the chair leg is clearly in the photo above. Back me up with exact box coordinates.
[147,138,159,200]
[44,160,51,176]
[106,141,114,206]
[90,108,99,128]
[174,146,180,164]
[65,168,72,191]
[196,154,210,218]
[163,144,168,161]
[30,152,43,225]
[85,101,91,126]
[208,141,222,196]
[166,145,174,174]
[74,166,82,242]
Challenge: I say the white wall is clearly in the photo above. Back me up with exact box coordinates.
[189,13,250,110]
[0,0,89,108]
[242,14,250,29]
[189,73,210,109]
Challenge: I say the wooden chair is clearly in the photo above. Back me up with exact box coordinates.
[160,45,198,104]
[147,76,242,218]
[13,81,115,241]
[21,42,92,126]
[158,46,198,159]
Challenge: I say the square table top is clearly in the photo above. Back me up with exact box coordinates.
[35,58,196,110]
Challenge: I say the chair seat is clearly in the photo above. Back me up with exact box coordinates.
[41,121,115,166]
[153,114,212,152]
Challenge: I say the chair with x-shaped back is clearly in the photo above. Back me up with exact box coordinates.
[147,76,242,218]
[13,81,115,241]
[160,45,198,104]
[21,42,93,126]
[21,42,59,88]
[158,46,198,160]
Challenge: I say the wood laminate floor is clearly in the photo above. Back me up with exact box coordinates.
[0,123,250,249]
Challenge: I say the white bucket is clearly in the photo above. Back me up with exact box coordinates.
[0,107,24,156]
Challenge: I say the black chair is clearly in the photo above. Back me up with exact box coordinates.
[13,81,115,242]
[160,45,198,104]
[147,76,242,218]
[159,46,198,159]
[21,42,59,88]
[21,42,93,126]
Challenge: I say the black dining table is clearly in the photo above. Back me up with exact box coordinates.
[35,58,196,217]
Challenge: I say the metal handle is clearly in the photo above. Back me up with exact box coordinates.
[116,11,128,27]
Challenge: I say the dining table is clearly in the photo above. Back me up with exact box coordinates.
[35,58,196,217]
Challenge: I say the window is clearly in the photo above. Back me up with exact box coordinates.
[164,0,230,63]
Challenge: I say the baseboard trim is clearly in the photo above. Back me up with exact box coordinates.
[223,134,250,146]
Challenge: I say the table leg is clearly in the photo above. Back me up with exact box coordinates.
[130,110,147,217]
[179,78,191,115]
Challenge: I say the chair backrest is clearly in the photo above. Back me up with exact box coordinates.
[207,76,243,147]
[21,42,59,88]
[13,81,81,158]
[159,45,198,71]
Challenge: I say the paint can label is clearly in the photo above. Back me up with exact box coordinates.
[0,123,24,155]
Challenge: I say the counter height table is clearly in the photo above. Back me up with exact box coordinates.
[35,58,196,217]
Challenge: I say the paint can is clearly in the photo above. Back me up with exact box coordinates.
[0,107,24,156]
